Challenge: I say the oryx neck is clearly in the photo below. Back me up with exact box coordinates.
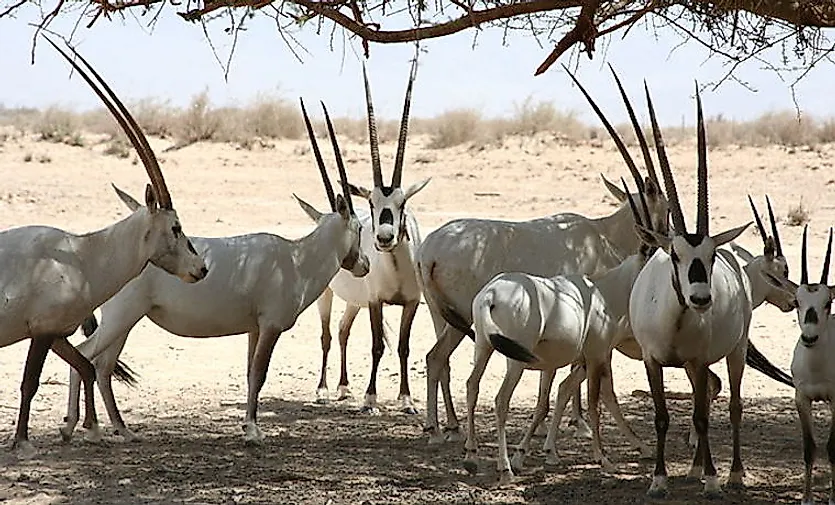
[742,256,768,310]
[293,212,347,301]
[593,254,644,322]
[75,210,153,308]
[592,204,640,256]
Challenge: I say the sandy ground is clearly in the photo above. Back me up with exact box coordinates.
[0,129,833,504]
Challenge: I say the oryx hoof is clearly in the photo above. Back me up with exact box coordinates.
[687,465,703,480]
[315,388,330,405]
[646,475,668,498]
[510,451,526,473]
[83,423,103,444]
[399,396,419,415]
[543,449,560,468]
[58,426,74,443]
[336,386,353,401]
[462,453,479,475]
[425,428,446,446]
[569,418,592,440]
[703,475,722,499]
[115,428,141,443]
[497,468,515,485]
[11,439,37,460]
[359,405,381,416]
[444,427,465,443]
[242,423,265,446]
[726,470,745,488]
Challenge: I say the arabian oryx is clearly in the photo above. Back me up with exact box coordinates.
[0,38,207,457]
[62,100,369,445]
[461,177,658,482]
[762,225,835,505]
[628,83,756,498]
[418,66,672,445]
[308,59,430,414]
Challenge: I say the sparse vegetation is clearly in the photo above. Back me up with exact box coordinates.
[786,201,810,227]
[10,90,835,154]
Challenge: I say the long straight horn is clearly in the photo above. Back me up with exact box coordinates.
[821,227,833,285]
[801,224,809,285]
[321,102,354,214]
[362,65,384,188]
[747,195,767,245]
[391,56,418,188]
[609,64,659,191]
[44,37,172,210]
[621,177,647,231]
[300,98,336,211]
[765,195,783,256]
[645,81,686,233]
[695,83,709,236]
[563,65,643,194]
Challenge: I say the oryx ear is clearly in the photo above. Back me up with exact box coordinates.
[712,222,752,248]
[729,242,756,263]
[601,174,627,202]
[111,183,142,212]
[763,236,776,261]
[335,193,350,219]
[644,176,660,197]
[144,184,159,214]
[348,183,372,199]
[635,224,671,250]
[293,194,324,222]
[829,285,835,301]
[404,177,431,200]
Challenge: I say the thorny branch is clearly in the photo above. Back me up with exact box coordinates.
[2,0,834,77]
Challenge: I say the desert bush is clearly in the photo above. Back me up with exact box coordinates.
[241,94,303,140]
[428,108,483,149]
[508,97,585,139]
[786,201,810,226]
[176,90,222,144]
[35,106,84,146]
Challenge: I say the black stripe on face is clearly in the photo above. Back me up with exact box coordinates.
[804,307,819,325]
[379,208,394,225]
[688,258,708,284]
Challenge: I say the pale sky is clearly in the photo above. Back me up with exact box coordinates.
[0,6,832,126]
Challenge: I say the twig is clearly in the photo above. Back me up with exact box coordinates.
[534,0,600,75]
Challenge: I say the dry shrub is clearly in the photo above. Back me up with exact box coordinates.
[428,108,483,149]
[786,201,810,226]
[241,94,303,140]
[508,97,585,139]
[35,106,84,146]
[176,90,221,144]
[750,111,818,147]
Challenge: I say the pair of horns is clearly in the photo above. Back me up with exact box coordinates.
[748,195,783,256]
[363,55,418,189]
[44,37,172,210]
[801,225,834,285]
[622,177,653,234]
[300,99,354,214]
[564,64,660,203]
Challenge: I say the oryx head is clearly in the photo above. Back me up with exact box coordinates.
[567,65,670,238]
[294,98,370,278]
[47,37,207,284]
[350,60,430,253]
[745,195,793,312]
[620,177,660,261]
[632,83,749,312]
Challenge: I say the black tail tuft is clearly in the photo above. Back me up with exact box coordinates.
[489,333,537,363]
[746,341,793,388]
[112,360,140,387]
[81,315,98,337]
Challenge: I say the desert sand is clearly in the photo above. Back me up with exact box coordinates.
[0,129,832,504]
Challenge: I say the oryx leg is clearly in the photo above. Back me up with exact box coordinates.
[645,357,669,498]
[243,326,282,445]
[425,322,466,444]
[512,367,556,470]
[51,338,101,443]
[726,343,746,487]
[495,360,525,483]
[337,304,361,401]
[686,366,723,447]
[13,336,56,458]
[542,364,587,468]
[397,300,420,414]
[797,392,815,505]
[315,288,335,404]
[688,364,720,497]
[598,359,652,459]
[569,362,592,439]
[462,337,494,474]
[828,402,835,505]
[362,301,385,414]
[82,335,138,442]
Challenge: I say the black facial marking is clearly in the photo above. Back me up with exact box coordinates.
[688,258,708,284]
[380,186,395,196]
[670,248,679,264]
[187,241,197,255]
[683,233,705,247]
[804,307,819,325]
[172,225,182,236]
[379,208,394,225]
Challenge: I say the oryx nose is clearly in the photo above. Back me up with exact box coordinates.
[690,294,712,308]
[200,266,209,276]
[377,232,394,245]
[801,334,820,346]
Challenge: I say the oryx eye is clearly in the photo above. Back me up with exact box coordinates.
[172,225,182,236]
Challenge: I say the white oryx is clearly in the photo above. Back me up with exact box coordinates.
[462,177,657,482]
[763,225,835,505]
[0,38,207,457]
[418,67,671,445]
[628,83,754,498]
[61,100,370,445]
[310,59,430,414]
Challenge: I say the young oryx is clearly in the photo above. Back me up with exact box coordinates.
[764,226,835,505]
[61,100,370,445]
[310,59,430,414]
[0,38,207,457]
[418,67,671,445]
[462,178,658,482]
[629,84,754,498]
